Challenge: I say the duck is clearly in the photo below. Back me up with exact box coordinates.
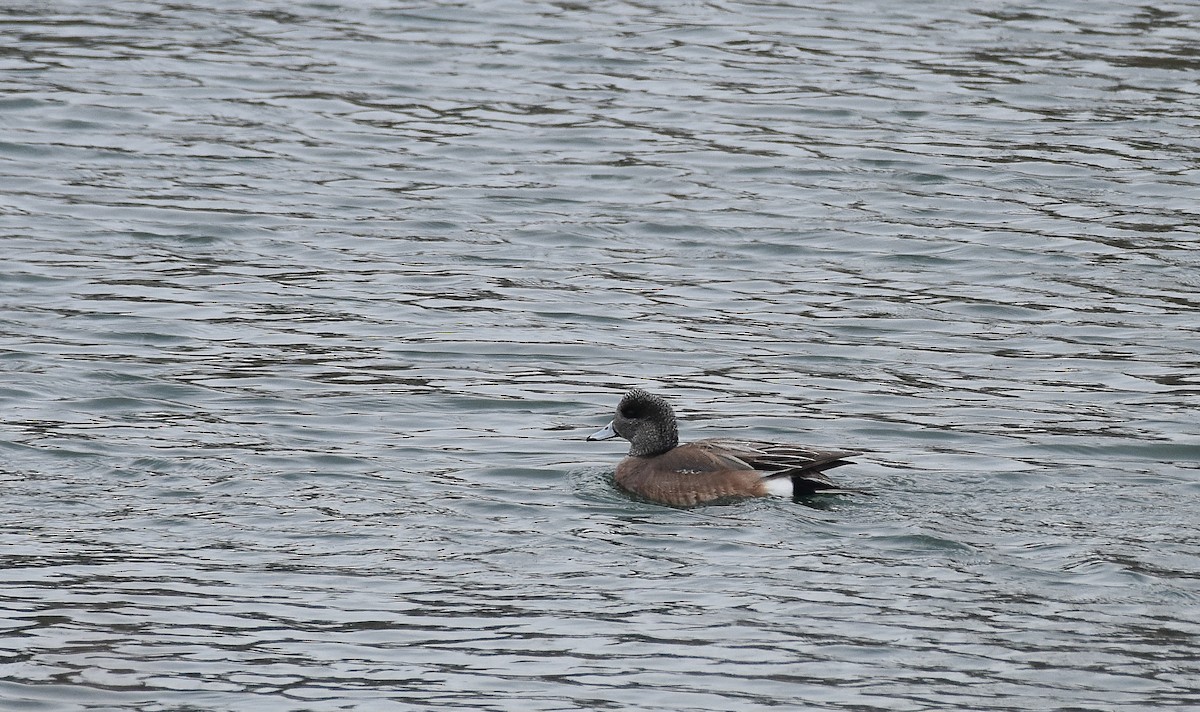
[587,388,861,507]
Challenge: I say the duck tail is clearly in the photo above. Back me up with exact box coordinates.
[763,459,873,497]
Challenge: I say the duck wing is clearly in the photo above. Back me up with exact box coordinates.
[691,438,863,495]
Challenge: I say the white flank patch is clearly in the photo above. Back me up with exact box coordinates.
[762,478,792,497]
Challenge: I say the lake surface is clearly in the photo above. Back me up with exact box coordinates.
[2,1,1199,709]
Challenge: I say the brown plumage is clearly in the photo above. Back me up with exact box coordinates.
[588,389,861,507]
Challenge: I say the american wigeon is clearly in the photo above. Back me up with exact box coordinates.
[587,388,861,507]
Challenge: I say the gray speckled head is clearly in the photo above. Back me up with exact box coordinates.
[612,388,679,457]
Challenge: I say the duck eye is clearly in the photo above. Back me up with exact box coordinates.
[619,403,643,419]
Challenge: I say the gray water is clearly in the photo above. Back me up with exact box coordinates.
[2,1,1199,710]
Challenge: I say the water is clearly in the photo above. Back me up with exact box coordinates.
[2,1,1199,709]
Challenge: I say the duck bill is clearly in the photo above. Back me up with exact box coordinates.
[587,420,619,441]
